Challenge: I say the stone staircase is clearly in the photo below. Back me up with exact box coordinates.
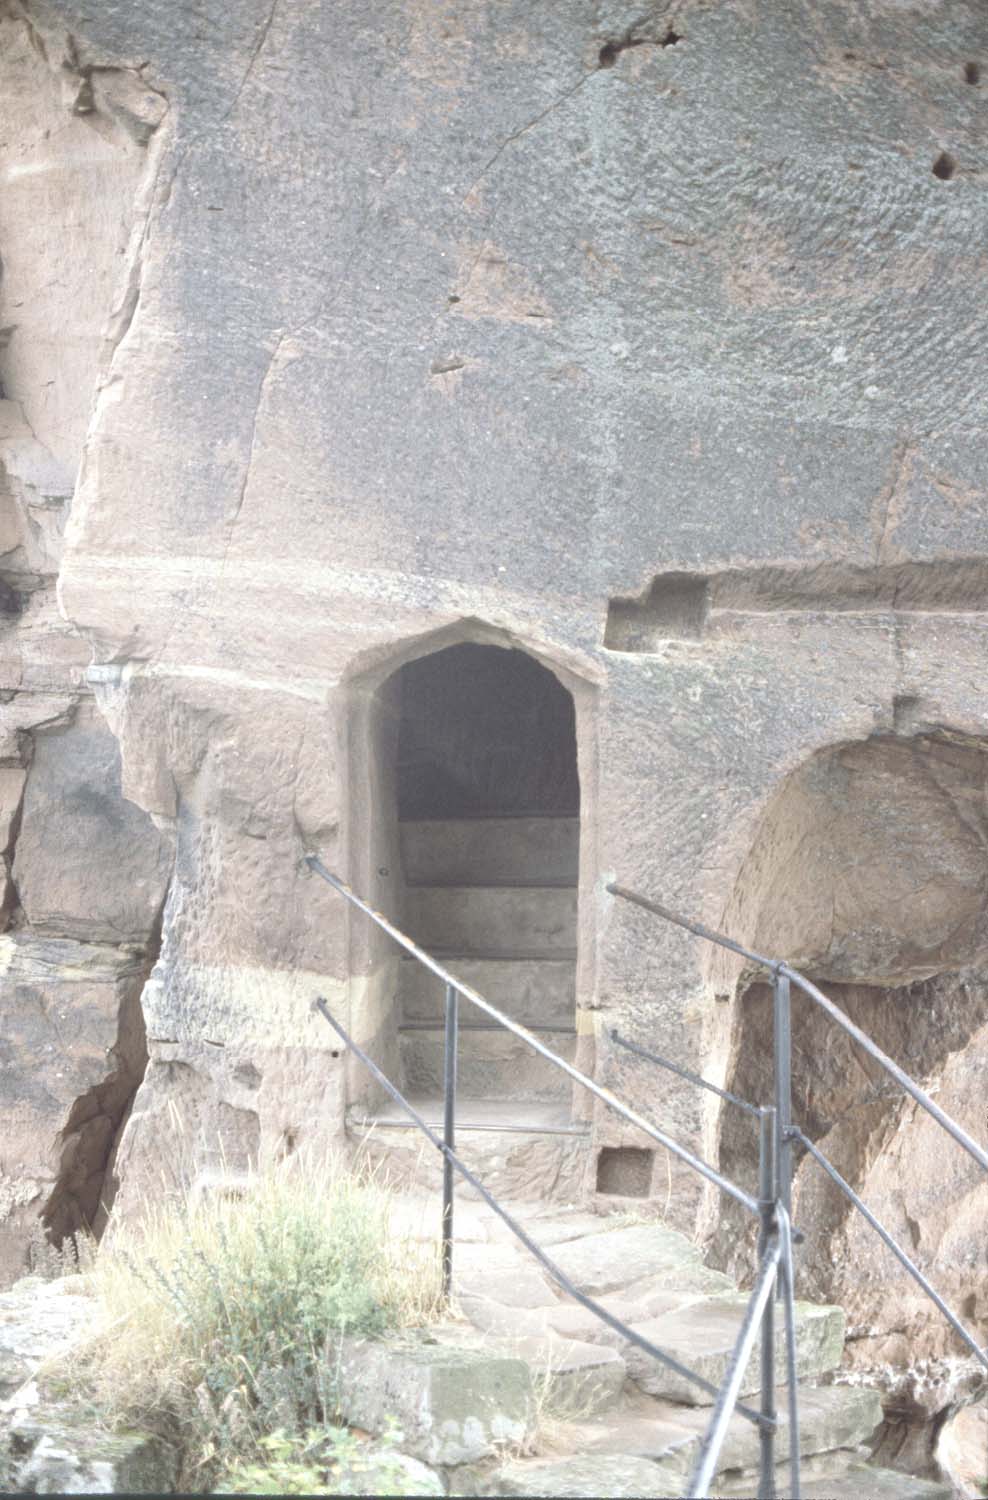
[422,1208,955,1500]
[348,816,589,1200]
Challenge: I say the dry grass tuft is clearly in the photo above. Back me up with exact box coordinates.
[67,1151,443,1489]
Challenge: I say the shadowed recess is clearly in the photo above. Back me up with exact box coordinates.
[605,557,988,649]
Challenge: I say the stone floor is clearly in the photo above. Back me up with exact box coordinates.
[0,1197,957,1498]
[388,1195,954,1499]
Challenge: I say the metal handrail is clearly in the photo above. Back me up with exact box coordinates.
[314,997,769,1423]
[308,857,758,1215]
[306,855,988,1498]
[607,881,988,1178]
[611,1028,762,1117]
[686,1233,783,1499]
[306,857,800,1499]
[790,1127,988,1371]
[608,879,988,1397]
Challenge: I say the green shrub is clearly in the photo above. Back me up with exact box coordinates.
[217,1424,439,1496]
[72,1154,442,1490]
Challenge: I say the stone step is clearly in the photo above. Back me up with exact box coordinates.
[483,1451,953,1500]
[500,1334,627,1418]
[456,1228,734,1344]
[400,1027,577,1101]
[620,1293,845,1405]
[399,955,576,1026]
[400,816,579,887]
[404,885,577,957]
[347,1100,589,1203]
[562,1384,882,1474]
[545,1222,736,1300]
[712,1457,955,1499]
[484,1452,685,1497]
[797,1463,954,1499]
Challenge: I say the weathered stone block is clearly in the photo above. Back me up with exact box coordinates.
[622,1297,845,1404]
[547,1223,733,1299]
[0,937,149,1280]
[0,1277,97,1401]
[745,1462,953,1500]
[335,1336,535,1465]
[10,1419,176,1495]
[12,703,171,945]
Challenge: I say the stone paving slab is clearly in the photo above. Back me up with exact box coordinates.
[489,1452,684,1497]
[449,1242,533,1275]
[547,1223,735,1299]
[622,1296,844,1404]
[503,1335,627,1417]
[456,1265,559,1310]
[539,1296,643,1347]
[566,1384,882,1474]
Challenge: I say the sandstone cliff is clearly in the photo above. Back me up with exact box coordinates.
[0,0,985,1461]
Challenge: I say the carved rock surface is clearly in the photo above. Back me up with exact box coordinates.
[12,703,170,944]
[0,4,173,1281]
[0,1,987,1475]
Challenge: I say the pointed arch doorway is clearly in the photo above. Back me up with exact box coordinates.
[397,641,579,1115]
[344,635,589,1193]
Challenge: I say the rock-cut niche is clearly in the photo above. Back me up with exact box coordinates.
[710,733,988,1454]
[350,641,582,1130]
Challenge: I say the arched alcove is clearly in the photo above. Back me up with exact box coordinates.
[340,625,597,1184]
[710,734,988,1410]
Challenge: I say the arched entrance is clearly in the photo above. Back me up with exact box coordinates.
[342,631,592,1196]
[395,642,579,1116]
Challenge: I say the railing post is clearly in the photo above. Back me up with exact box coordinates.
[757,1107,777,1500]
[441,982,458,1300]
[772,969,793,1227]
[779,1206,802,1500]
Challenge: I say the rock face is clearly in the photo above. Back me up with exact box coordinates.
[0,4,172,1281]
[2,0,988,1466]
[711,736,988,1418]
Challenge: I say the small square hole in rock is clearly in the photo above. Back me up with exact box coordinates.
[595,1146,654,1197]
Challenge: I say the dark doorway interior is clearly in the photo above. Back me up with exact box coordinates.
[392,643,581,1123]
[396,643,579,821]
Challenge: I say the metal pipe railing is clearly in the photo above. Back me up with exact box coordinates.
[307,861,795,1498]
[686,1234,783,1499]
[608,873,988,1481]
[611,1028,761,1117]
[757,1109,777,1499]
[773,970,794,1228]
[791,1126,988,1372]
[777,1203,801,1499]
[305,859,988,1497]
[441,981,457,1300]
[309,858,759,1216]
[607,880,988,1180]
[313,997,769,1425]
